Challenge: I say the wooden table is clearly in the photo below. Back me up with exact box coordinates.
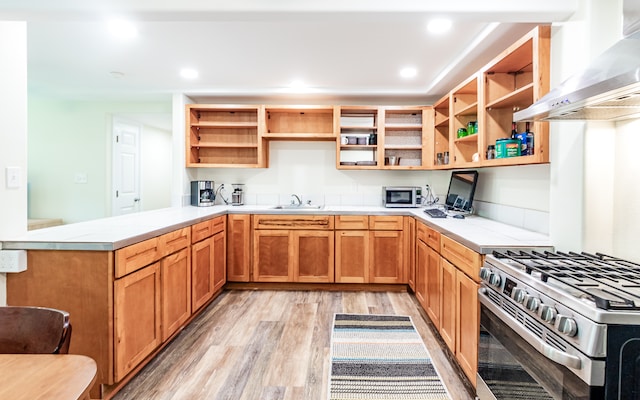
[0,354,97,400]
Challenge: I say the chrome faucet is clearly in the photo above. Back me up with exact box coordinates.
[291,194,302,206]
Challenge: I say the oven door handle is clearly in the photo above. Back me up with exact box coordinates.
[479,291,583,370]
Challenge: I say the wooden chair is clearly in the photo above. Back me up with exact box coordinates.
[0,306,72,354]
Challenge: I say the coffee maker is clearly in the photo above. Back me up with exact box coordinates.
[191,181,215,207]
[231,184,245,206]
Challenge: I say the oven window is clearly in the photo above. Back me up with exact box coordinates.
[479,306,593,400]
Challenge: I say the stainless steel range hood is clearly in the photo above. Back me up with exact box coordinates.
[515,1,640,122]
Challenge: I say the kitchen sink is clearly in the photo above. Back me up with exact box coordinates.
[271,204,325,210]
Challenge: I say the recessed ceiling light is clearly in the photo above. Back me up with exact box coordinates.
[427,18,452,34]
[180,68,199,80]
[109,71,125,79]
[400,67,417,79]
[107,19,138,40]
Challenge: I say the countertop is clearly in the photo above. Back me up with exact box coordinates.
[0,205,553,254]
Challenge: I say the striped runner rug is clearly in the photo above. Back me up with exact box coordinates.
[329,313,451,400]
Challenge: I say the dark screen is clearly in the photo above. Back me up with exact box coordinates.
[444,170,478,212]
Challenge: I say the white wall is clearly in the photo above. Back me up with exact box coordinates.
[140,124,173,211]
[28,95,172,223]
[0,22,28,305]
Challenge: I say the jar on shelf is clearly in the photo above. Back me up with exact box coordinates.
[443,151,450,164]
[487,145,496,159]
[436,152,443,165]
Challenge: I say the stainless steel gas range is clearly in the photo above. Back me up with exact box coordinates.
[477,250,640,400]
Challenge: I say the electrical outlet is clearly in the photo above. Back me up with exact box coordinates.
[0,250,27,273]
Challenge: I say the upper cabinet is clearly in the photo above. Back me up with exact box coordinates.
[427,25,550,169]
[185,104,267,168]
[185,27,549,170]
[481,25,550,166]
[337,106,380,169]
[264,105,336,141]
[381,107,430,170]
[451,74,481,167]
[336,106,430,170]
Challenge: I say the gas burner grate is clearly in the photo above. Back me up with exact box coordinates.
[491,250,640,310]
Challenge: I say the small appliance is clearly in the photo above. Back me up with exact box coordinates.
[191,181,215,207]
[231,184,245,206]
[382,186,422,208]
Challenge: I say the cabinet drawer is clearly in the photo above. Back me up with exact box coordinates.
[253,215,334,230]
[335,215,369,230]
[191,220,213,243]
[210,215,226,235]
[369,215,404,230]
[160,227,191,257]
[440,235,482,282]
[115,236,161,278]
[426,227,440,250]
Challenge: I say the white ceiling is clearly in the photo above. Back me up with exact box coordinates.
[2,0,579,104]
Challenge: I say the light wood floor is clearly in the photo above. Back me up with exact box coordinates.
[113,290,474,400]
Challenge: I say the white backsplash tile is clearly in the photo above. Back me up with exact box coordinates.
[475,200,549,235]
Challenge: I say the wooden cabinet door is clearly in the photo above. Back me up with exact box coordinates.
[415,239,428,309]
[335,230,369,283]
[161,248,191,341]
[405,217,416,291]
[227,214,251,282]
[294,230,334,283]
[369,230,404,284]
[440,257,456,353]
[114,262,161,381]
[425,245,441,330]
[212,230,226,292]
[191,237,215,311]
[456,270,479,386]
[253,230,293,282]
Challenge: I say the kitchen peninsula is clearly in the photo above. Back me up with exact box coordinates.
[1,205,551,399]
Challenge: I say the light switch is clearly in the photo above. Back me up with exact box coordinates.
[74,172,88,184]
[5,166,20,189]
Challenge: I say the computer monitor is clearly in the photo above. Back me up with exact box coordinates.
[444,170,479,212]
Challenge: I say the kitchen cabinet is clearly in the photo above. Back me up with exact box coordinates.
[114,262,161,381]
[381,107,430,169]
[415,238,428,308]
[481,25,550,165]
[227,214,251,282]
[185,104,267,168]
[337,106,380,169]
[191,216,226,311]
[416,221,441,329]
[432,94,450,169]
[264,105,336,140]
[427,25,550,169]
[159,226,192,341]
[440,235,482,386]
[160,247,191,341]
[334,215,406,284]
[252,215,334,283]
[414,222,482,387]
[405,216,416,291]
[335,215,369,283]
[439,257,457,352]
[451,74,481,167]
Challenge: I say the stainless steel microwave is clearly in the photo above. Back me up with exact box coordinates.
[382,186,422,208]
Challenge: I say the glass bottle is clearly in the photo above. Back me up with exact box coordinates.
[443,151,449,165]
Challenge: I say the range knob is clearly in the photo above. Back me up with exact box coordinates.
[538,305,557,323]
[479,267,491,282]
[511,288,526,303]
[524,295,540,312]
[556,315,578,337]
[488,273,502,287]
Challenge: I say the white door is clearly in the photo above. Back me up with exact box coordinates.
[112,119,141,216]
